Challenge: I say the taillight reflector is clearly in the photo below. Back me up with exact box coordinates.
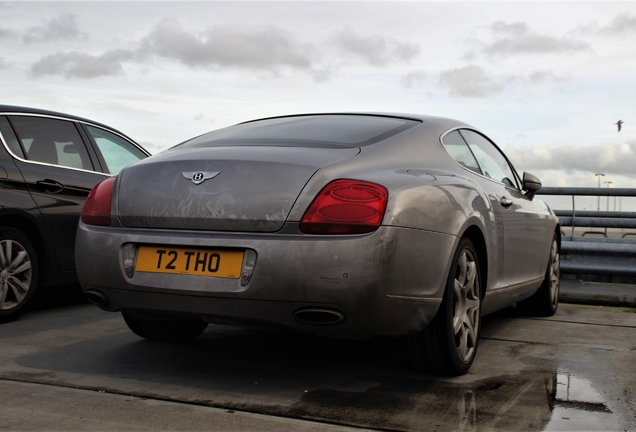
[300,179,388,234]
[81,177,115,226]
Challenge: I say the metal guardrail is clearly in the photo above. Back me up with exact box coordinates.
[538,187,636,196]
[559,237,636,277]
[537,187,636,278]
[554,210,636,231]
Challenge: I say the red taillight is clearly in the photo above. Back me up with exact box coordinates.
[81,177,115,226]
[300,179,388,234]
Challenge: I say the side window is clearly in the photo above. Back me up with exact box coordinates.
[85,125,147,175]
[459,130,519,189]
[441,130,482,175]
[0,116,25,158]
[9,116,93,171]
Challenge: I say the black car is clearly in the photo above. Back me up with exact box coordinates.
[0,105,149,322]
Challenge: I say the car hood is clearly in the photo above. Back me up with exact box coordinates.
[116,145,359,232]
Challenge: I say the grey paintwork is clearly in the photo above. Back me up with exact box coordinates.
[117,146,360,232]
[76,113,559,337]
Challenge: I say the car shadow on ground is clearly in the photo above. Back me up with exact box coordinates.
[27,283,88,311]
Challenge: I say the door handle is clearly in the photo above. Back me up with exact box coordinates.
[500,197,513,208]
[36,179,64,193]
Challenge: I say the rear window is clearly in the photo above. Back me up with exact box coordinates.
[178,115,420,149]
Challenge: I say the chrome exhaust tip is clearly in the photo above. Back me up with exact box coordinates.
[85,290,109,307]
[293,308,346,325]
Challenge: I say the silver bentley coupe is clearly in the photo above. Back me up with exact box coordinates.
[76,113,560,375]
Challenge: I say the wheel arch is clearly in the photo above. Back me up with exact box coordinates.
[0,213,48,272]
[460,225,488,300]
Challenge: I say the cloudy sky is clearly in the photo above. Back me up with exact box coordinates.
[2,1,636,203]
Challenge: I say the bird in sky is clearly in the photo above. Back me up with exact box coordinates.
[616,120,623,132]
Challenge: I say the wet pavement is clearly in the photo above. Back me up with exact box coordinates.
[0,297,634,431]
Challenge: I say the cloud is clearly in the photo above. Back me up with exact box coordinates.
[492,22,528,37]
[331,27,419,66]
[401,70,426,88]
[310,67,337,83]
[527,71,568,83]
[139,19,314,71]
[23,13,87,44]
[0,28,12,39]
[28,19,332,81]
[439,65,503,98]
[598,13,636,35]
[484,21,590,56]
[27,19,419,82]
[0,58,7,69]
[505,141,636,177]
[30,51,129,79]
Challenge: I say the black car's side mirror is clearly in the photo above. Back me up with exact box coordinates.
[522,172,542,200]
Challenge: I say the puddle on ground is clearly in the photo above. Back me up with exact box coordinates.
[293,370,619,431]
[545,372,614,431]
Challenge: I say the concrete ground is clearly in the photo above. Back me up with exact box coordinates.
[0,288,634,431]
[560,279,636,307]
[0,380,361,431]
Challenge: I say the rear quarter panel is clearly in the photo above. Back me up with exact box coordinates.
[286,121,501,299]
[287,122,494,237]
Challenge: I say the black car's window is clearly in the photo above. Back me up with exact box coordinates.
[0,116,25,158]
[441,130,482,175]
[459,130,519,189]
[9,116,93,171]
[179,115,420,149]
[86,125,146,175]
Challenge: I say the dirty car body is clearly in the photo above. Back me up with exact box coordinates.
[76,113,560,374]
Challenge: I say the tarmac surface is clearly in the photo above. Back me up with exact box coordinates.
[560,279,636,308]
[0,283,634,431]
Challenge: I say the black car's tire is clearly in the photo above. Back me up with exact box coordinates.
[403,238,482,375]
[0,227,39,323]
[517,233,560,317]
[122,312,208,341]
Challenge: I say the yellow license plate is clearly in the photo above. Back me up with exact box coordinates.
[136,246,244,278]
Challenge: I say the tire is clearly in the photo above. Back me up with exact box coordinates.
[0,227,39,323]
[122,312,208,341]
[403,238,482,375]
[517,233,560,317]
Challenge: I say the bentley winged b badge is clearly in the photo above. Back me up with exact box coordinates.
[182,171,220,185]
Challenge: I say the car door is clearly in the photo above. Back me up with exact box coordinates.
[458,129,549,289]
[7,115,108,272]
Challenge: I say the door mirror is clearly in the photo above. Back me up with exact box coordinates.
[522,172,541,199]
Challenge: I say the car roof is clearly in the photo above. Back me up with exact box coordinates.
[0,104,135,142]
[238,112,473,131]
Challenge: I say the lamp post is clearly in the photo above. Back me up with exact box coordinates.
[595,173,605,211]
[604,181,613,211]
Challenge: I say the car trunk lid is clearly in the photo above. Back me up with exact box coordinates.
[117,146,359,232]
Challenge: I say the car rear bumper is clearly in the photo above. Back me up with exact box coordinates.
[76,222,456,337]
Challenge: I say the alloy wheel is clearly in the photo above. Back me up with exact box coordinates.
[0,239,33,311]
[452,248,480,361]
[548,239,560,308]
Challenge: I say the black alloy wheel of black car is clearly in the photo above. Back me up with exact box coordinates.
[517,232,560,317]
[403,237,482,375]
[0,227,39,323]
